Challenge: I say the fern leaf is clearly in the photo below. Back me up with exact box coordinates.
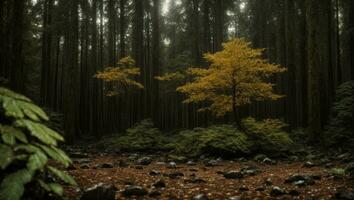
[27,150,48,171]
[1,96,24,119]
[0,144,14,169]
[0,125,28,144]
[15,120,62,146]
[0,169,34,200]
[14,144,41,153]
[0,87,31,102]
[47,166,77,186]
[38,180,64,196]
[19,101,49,121]
[37,144,71,167]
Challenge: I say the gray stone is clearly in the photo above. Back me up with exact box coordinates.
[167,162,177,169]
[153,179,166,188]
[192,194,209,200]
[137,157,152,165]
[80,183,116,200]
[270,186,285,197]
[122,186,148,197]
[223,171,244,179]
[149,170,161,176]
[335,188,354,200]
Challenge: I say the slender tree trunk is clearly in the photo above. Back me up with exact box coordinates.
[306,0,322,141]
[152,0,160,125]
[10,0,26,93]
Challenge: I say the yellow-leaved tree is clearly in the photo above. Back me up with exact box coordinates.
[177,38,286,129]
[95,56,143,96]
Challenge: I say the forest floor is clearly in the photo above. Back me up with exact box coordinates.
[63,145,354,200]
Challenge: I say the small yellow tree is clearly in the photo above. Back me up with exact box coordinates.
[95,56,143,96]
[177,38,286,129]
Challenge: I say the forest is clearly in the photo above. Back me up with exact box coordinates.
[0,0,354,199]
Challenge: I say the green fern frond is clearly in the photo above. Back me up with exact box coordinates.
[47,166,77,186]
[0,169,34,200]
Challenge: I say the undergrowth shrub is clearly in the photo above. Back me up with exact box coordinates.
[105,119,168,152]
[243,117,293,155]
[325,81,354,151]
[171,125,252,158]
[0,87,76,200]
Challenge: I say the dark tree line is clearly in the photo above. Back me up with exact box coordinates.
[0,0,353,143]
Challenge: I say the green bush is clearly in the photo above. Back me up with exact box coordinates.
[105,119,168,152]
[171,125,252,158]
[0,87,76,200]
[325,81,354,150]
[243,117,293,155]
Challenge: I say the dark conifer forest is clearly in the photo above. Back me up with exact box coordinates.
[1,0,354,199]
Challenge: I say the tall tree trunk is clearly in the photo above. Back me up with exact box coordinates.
[10,0,26,93]
[343,0,354,81]
[63,0,80,143]
[133,0,144,121]
[152,0,160,125]
[306,0,322,141]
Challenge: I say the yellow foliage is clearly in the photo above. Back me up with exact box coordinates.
[94,56,143,96]
[177,38,286,117]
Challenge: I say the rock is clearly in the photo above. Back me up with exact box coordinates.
[153,179,166,188]
[118,160,129,168]
[228,196,241,200]
[223,171,244,179]
[241,166,262,176]
[187,161,196,166]
[263,158,276,165]
[80,164,90,169]
[303,161,316,168]
[284,174,315,186]
[149,170,161,176]
[166,172,184,179]
[167,162,177,169]
[149,190,162,197]
[74,158,91,164]
[80,183,116,200]
[137,157,152,165]
[185,178,207,184]
[311,174,322,180]
[239,186,249,192]
[205,159,220,167]
[238,157,247,162]
[255,187,265,191]
[254,154,268,162]
[270,186,286,197]
[192,194,209,200]
[335,188,354,200]
[99,163,114,169]
[289,155,299,162]
[71,152,89,159]
[288,190,300,196]
[264,178,273,186]
[156,161,166,165]
[122,186,148,197]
